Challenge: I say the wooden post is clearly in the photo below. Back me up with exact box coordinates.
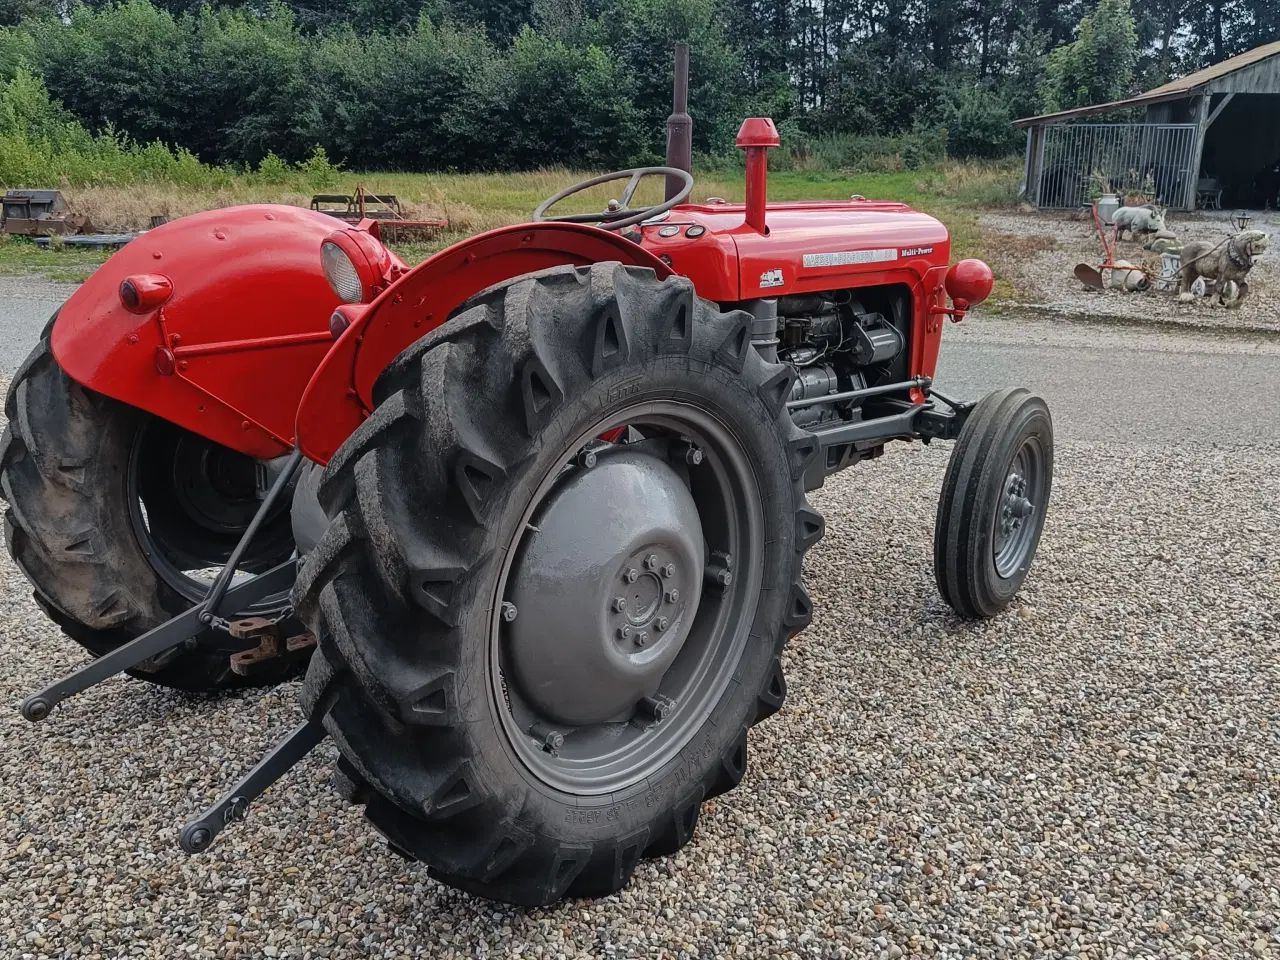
[1204,92,1234,130]
[1024,125,1046,206]
[1185,93,1211,210]
[1024,128,1034,200]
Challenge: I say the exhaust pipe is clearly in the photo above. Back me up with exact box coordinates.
[665,43,692,201]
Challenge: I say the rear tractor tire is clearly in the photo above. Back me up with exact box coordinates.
[294,262,825,906]
[934,387,1053,618]
[1,318,299,691]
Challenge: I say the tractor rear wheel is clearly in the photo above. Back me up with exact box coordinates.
[1,318,298,691]
[294,262,824,906]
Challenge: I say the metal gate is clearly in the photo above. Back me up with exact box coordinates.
[1033,124,1198,209]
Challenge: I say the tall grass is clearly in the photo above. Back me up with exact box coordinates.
[49,163,1021,251]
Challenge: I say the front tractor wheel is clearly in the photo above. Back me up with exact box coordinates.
[0,319,298,691]
[295,262,825,906]
[934,387,1053,618]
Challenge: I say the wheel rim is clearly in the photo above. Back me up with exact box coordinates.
[490,401,763,796]
[992,436,1046,579]
[127,419,295,607]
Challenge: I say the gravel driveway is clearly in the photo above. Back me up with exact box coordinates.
[1,307,1278,959]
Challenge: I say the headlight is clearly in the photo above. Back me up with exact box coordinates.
[320,228,393,304]
[322,240,365,304]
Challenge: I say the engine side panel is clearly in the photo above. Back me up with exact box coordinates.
[51,204,341,458]
[637,200,953,385]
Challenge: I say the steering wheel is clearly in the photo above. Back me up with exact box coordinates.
[533,167,695,231]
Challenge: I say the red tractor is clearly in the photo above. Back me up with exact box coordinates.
[5,114,1052,906]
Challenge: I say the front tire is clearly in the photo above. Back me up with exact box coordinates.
[934,387,1053,618]
[294,262,825,906]
[0,320,298,691]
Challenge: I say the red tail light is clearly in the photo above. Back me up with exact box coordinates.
[328,304,368,340]
[119,274,173,314]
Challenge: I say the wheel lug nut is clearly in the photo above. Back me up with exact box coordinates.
[656,617,669,632]
[709,569,731,587]
[501,602,518,622]
[637,696,670,721]
[529,721,564,754]
[705,563,732,588]
[644,554,659,570]
[685,445,703,466]
[624,567,638,583]
[613,597,627,612]
[661,563,675,578]
[617,624,632,640]
[635,631,649,648]
[578,449,598,469]
[665,588,679,603]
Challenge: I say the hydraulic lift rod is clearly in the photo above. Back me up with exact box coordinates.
[179,719,328,854]
[19,558,299,722]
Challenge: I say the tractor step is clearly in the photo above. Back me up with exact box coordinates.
[179,719,327,854]
[18,449,306,722]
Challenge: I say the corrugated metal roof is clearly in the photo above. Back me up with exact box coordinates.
[1144,39,1280,96]
[1014,39,1280,127]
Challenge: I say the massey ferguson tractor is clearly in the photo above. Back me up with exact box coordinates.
[4,64,1052,907]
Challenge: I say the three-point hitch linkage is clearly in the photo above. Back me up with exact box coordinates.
[18,448,328,854]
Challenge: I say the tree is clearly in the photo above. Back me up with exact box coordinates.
[0,0,59,27]
[942,83,1023,157]
[1042,0,1138,110]
[22,0,1261,172]
[601,0,746,154]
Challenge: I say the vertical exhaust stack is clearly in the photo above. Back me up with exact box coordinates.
[665,43,692,202]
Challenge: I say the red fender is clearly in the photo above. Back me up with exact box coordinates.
[295,223,673,465]
[51,205,343,458]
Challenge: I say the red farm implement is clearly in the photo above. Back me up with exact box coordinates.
[310,183,447,242]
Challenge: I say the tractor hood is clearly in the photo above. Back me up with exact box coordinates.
[638,200,951,302]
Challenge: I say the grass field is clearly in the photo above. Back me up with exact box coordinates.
[0,160,1024,294]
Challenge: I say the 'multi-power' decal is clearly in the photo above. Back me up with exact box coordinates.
[802,248,899,268]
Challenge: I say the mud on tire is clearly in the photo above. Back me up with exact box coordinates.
[0,318,296,691]
[294,262,825,906]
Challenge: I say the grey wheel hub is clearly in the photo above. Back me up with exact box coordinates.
[999,472,1034,536]
[506,448,704,726]
[993,441,1045,579]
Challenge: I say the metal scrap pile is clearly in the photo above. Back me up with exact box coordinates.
[1,190,94,238]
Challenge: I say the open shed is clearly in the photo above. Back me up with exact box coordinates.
[1016,41,1280,210]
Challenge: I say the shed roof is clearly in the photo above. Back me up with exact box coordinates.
[1014,39,1280,127]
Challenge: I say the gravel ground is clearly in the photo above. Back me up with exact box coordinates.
[0,278,72,372]
[982,208,1280,334]
[2,323,1279,959]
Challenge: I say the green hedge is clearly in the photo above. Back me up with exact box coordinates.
[0,0,1034,182]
